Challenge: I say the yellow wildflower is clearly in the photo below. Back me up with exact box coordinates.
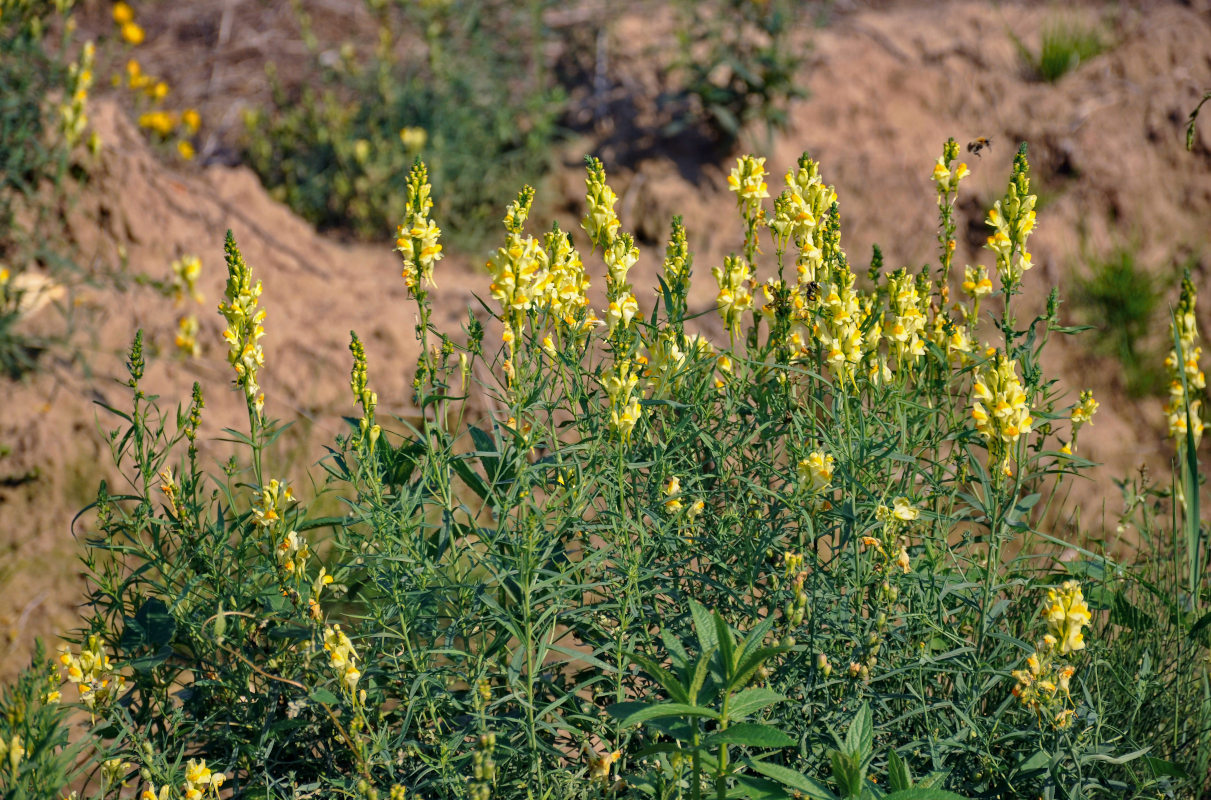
[121,21,145,45]
[112,2,135,25]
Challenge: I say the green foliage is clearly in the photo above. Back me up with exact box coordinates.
[243,0,563,247]
[0,0,86,378]
[1014,17,1108,83]
[46,148,1210,800]
[0,642,79,800]
[1072,247,1165,397]
[670,0,805,147]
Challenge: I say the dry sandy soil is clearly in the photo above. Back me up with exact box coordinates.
[2,0,1210,680]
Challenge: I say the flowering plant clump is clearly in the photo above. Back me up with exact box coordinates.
[217,231,267,418]
[47,142,1211,800]
[1163,272,1206,446]
[1012,581,1092,729]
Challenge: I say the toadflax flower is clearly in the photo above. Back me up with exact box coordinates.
[218,231,267,416]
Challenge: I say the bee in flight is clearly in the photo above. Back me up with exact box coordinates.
[967,137,992,157]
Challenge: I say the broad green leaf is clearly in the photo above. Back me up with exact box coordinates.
[728,687,787,719]
[882,789,970,800]
[309,688,341,705]
[706,722,794,748]
[614,702,721,727]
[713,611,737,673]
[888,750,912,792]
[746,759,838,800]
[844,704,873,758]
[689,599,719,654]
[1144,756,1189,780]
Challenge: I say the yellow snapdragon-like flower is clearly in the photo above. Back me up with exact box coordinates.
[395,161,444,291]
[323,624,362,696]
[962,264,993,299]
[971,354,1033,465]
[712,255,753,339]
[605,292,639,337]
[605,360,643,442]
[885,269,928,370]
[728,155,770,208]
[543,226,590,328]
[218,232,267,415]
[582,156,621,250]
[931,155,969,195]
[58,635,125,714]
[171,254,203,306]
[1013,581,1088,729]
[399,126,427,150]
[1045,580,1092,655]
[182,759,225,800]
[984,149,1037,290]
[1163,274,1205,445]
[60,41,95,147]
[175,314,200,357]
[796,451,834,495]
[663,476,684,513]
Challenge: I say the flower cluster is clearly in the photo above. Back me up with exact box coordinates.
[1163,273,1206,446]
[253,478,309,578]
[399,126,427,151]
[728,155,770,218]
[779,551,809,633]
[985,147,1037,291]
[170,254,204,358]
[582,156,621,250]
[863,498,918,577]
[58,635,125,714]
[1065,389,1098,453]
[60,41,94,148]
[1012,581,1091,728]
[0,735,25,773]
[885,268,928,369]
[217,232,267,417]
[712,255,753,341]
[816,269,880,385]
[395,160,444,293]
[349,332,380,451]
[112,1,145,45]
[181,758,225,800]
[796,450,834,508]
[971,354,1033,470]
[122,54,201,159]
[604,360,642,442]
[175,315,199,358]
[323,624,362,696]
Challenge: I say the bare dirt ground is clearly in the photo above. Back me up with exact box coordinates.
[2,0,1210,680]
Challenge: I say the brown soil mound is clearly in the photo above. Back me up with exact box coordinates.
[2,0,1209,680]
